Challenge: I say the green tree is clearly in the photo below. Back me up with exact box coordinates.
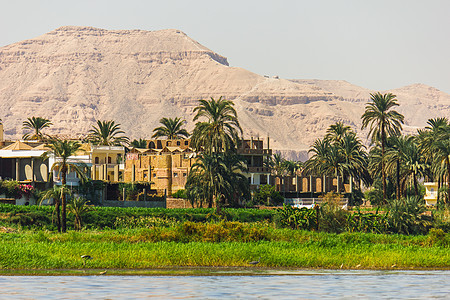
[68,197,91,230]
[87,120,129,146]
[39,185,71,232]
[22,117,52,141]
[44,139,87,232]
[152,117,189,139]
[417,118,450,204]
[130,138,147,148]
[361,92,404,202]
[191,97,242,154]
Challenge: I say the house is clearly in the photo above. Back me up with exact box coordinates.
[0,140,50,187]
[237,137,272,189]
[424,182,438,206]
[123,140,195,196]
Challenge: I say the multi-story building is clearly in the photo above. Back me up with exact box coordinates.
[124,139,195,196]
[237,137,272,189]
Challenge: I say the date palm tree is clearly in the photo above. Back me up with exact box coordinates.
[417,118,450,204]
[152,117,189,139]
[130,138,148,148]
[22,117,52,141]
[87,120,129,146]
[191,97,242,154]
[44,138,87,232]
[361,92,404,202]
[39,185,71,232]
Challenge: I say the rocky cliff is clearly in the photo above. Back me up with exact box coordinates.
[0,26,449,159]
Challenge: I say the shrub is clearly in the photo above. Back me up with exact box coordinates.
[253,185,284,206]
[387,196,432,235]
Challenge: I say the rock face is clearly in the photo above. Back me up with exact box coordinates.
[0,26,449,159]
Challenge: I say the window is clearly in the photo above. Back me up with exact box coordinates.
[173,172,178,177]
[183,173,187,177]
[94,157,99,164]
[184,141,188,146]
[108,157,112,164]
[177,141,181,146]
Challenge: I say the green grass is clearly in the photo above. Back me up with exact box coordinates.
[0,227,448,270]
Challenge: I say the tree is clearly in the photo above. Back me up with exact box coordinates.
[325,121,351,143]
[130,138,147,148]
[191,97,242,154]
[39,185,71,232]
[361,92,404,202]
[87,120,129,146]
[186,152,249,211]
[22,117,52,141]
[417,118,450,204]
[44,138,87,232]
[152,117,189,139]
[68,197,91,230]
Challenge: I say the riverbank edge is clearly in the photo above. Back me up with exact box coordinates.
[1,266,450,276]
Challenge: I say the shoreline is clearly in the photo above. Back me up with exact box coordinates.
[1,266,449,276]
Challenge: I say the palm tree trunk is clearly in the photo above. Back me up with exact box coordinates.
[446,159,450,205]
[396,159,400,200]
[61,166,67,233]
[413,172,419,196]
[55,198,61,233]
[381,130,387,203]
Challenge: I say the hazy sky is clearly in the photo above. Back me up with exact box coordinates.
[1,0,449,93]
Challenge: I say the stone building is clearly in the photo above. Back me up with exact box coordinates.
[123,139,195,196]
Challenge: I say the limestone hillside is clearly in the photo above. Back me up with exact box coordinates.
[0,26,449,160]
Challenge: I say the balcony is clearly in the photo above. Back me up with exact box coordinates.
[247,166,271,173]
[238,149,272,155]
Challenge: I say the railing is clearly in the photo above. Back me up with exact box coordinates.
[285,198,348,209]
[238,149,272,155]
[247,167,271,173]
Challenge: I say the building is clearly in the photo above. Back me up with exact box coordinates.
[90,145,125,182]
[0,140,50,186]
[424,182,438,206]
[124,139,195,196]
[237,137,272,189]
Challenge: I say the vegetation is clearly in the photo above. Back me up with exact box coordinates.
[130,138,148,148]
[361,92,405,202]
[187,97,249,211]
[22,116,52,141]
[152,117,189,139]
[87,120,129,146]
[43,138,87,232]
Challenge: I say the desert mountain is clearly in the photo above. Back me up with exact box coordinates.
[0,26,449,160]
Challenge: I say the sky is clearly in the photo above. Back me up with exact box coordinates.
[1,0,449,93]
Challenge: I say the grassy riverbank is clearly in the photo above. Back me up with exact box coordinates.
[1,227,448,271]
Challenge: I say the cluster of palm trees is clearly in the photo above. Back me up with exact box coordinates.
[303,92,449,206]
[186,97,250,210]
[305,122,370,193]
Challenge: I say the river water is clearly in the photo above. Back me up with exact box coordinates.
[1,270,449,299]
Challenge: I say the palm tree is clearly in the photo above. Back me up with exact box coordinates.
[87,120,129,146]
[191,97,242,154]
[186,152,248,211]
[152,117,189,139]
[130,138,147,148]
[325,121,351,143]
[361,92,404,202]
[39,185,71,232]
[68,197,91,230]
[44,138,87,232]
[22,117,52,141]
[417,118,450,204]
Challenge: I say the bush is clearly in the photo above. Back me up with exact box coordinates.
[172,189,187,199]
[253,185,284,206]
[387,196,432,235]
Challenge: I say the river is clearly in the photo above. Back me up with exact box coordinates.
[1,270,449,299]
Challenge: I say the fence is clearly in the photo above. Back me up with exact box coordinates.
[285,198,348,209]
